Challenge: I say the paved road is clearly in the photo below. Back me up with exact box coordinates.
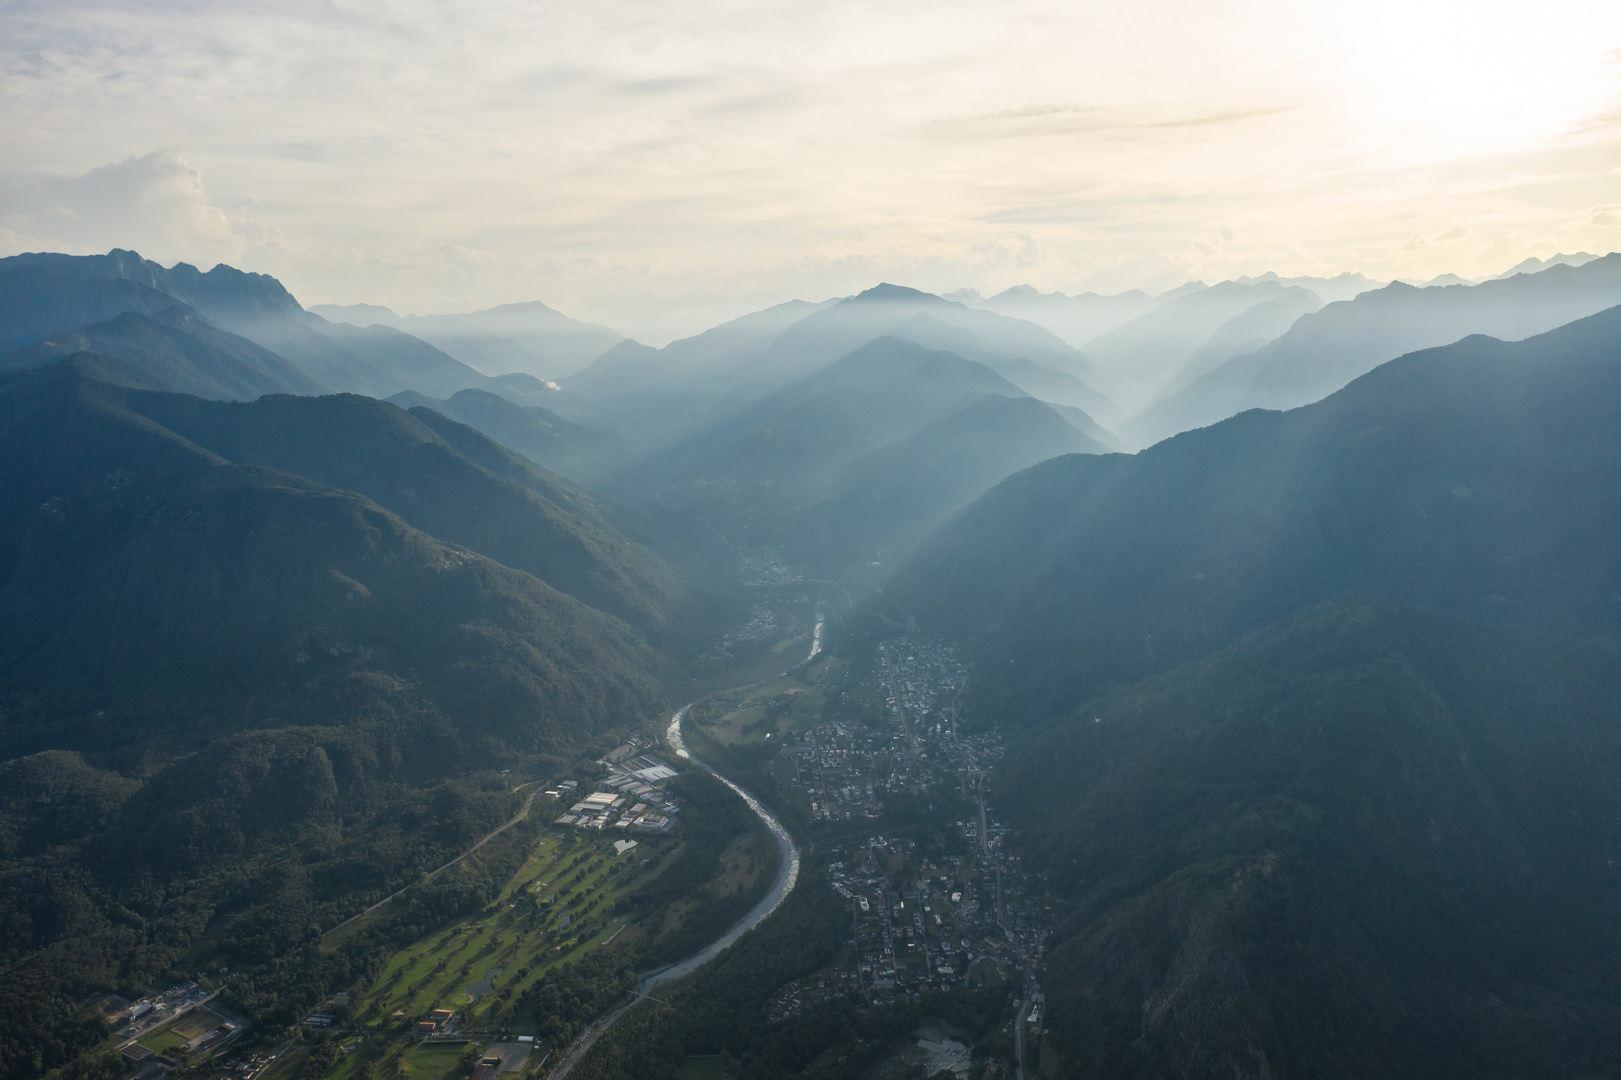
[322,785,544,941]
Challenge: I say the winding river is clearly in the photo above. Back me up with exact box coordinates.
[549,610,823,1077]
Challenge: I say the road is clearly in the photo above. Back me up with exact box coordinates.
[879,644,919,752]
[118,987,218,1046]
[1014,999,1031,1080]
[548,623,818,1079]
[323,784,545,941]
[977,779,1004,929]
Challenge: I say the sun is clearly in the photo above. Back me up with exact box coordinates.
[1328,0,1621,159]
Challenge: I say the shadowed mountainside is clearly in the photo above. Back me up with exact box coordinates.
[882,303,1621,1077]
[0,308,330,400]
[0,354,680,1079]
[118,390,687,635]
[387,387,637,491]
[893,304,1621,719]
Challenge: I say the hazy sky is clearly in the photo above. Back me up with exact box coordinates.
[3,0,1620,343]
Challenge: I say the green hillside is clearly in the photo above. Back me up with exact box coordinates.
[0,356,673,1079]
[999,599,1621,1078]
[891,306,1621,719]
[120,389,687,634]
[0,308,331,400]
[882,304,1621,1075]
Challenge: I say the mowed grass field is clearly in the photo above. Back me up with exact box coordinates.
[357,826,683,1031]
[694,655,845,749]
[398,1043,468,1080]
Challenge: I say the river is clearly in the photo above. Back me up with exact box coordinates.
[652,703,800,986]
[549,612,822,1077]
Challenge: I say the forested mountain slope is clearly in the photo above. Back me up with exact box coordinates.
[884,302,1621,1080]
[999,599,1621,1078]
[0,308,330,400]
[893,305,1621,719]
[0,356,676,1079]
[120,390,687,634]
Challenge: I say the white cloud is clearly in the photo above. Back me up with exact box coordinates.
[0,1,1618,341]
[0,151,246,266]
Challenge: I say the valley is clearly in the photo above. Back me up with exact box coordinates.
[5,248,1621,1080]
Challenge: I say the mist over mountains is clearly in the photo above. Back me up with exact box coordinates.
[5,245,1621,1079]
[887,304,1621,1074]
[311,300,623,383]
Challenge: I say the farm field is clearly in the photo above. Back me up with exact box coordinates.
[357,826,682,1033]
[690,655,846,749]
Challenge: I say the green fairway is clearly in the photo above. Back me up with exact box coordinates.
[399,1043,468,1080]
[356,826,681,1031]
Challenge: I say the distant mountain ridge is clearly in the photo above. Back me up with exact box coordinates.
[384,387,637,491]
[0,308,329,401]
[894,302,1621,717]
[1077,279,1324,413]
[1129,253,1621,445]
[563,284,1118,443]
[0,249,515,406]
[652,336,1111,576]
[312,299,623,381]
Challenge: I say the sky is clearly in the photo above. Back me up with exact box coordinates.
[3,0,1620,344]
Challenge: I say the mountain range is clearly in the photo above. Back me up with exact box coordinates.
[8,243,1621,1079]
[647,336,1112,576]
[311,300,623,382]
[886,304,1621,1074]
[0,250,533,403]
[564,283,1116,443]
[1128,253,1621,445]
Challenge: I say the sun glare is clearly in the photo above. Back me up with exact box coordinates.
[1331,0,1621,159]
